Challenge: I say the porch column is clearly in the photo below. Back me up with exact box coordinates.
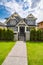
[18,26,19,32]
[25,26,26,32]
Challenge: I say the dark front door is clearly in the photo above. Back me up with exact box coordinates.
[18,27,26,41]
[20,27,25,35]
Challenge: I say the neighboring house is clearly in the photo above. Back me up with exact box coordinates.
[37,21,43,30]
[5,12,37,41]
[0,22,6,29]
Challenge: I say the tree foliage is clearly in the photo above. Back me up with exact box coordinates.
[0,28,14,41]
[30,29,43,41]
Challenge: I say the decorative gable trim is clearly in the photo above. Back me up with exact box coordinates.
[26,14,37,20]
[5,12,22,24]
[16,19,28,26]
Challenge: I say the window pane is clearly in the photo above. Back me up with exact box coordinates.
[26,27,30,31]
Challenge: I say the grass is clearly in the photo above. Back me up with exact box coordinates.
[0,41,15,65]
[26,41,43,65]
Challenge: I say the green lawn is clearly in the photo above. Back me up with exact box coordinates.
[0,42,15,65]
[26,42,43,65]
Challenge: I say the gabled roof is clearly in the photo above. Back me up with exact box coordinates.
[16,18,36,26]
[5,12,37,26]
[38,21,43,24]
[5,12,22,23]
[16,19,28,26]
[26,14,37,20]
[12,12,21,18]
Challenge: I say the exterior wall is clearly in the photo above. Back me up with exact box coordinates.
[10,19,16,25]
[38,22,43,29]
[7,19,16,25]
[7,27,18,32]
[26,31,30,41]
[14,33,18,41]
[27,19,36,25]
[6,13,36,41]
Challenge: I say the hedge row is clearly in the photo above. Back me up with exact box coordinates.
[30,29,43,41]
[0,28,14,41]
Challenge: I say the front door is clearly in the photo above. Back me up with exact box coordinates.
[18,27,26,41]
[20,27,25,35]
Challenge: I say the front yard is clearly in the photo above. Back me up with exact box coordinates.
[26,42,43,65]
[0,42,15,65]
[0,41,43,65]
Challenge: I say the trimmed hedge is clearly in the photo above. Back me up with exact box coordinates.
[0,28,14,41]
[30,29,43,41]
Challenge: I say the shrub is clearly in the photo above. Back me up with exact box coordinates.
[6,29,14,41]
[2,29,6,40]
[30,29,37,41]
[37,29,41,41]
[40,30,43,41]
[0,28,14,41]
[0,29,3,40]
[30,29,43,41]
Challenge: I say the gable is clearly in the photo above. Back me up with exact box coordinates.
[5,12,22,24]
[26,14,37,20]
[16,20,28,26]
[5,12,37,26]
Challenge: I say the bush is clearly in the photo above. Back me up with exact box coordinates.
[40,30,43,41]
[6,29,14,41]
[30,29,43,41]
[0,29,3,40]
[2,29,6,40]
[30,29,37,41]
[0,28,14,41]
[37,29,41,41]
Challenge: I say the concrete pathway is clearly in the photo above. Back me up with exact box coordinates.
[2,41,28,65]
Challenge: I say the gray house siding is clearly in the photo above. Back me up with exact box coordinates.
[8,19,17,25]
[6,13,37,41]
[26,19,36,26]
[7,26,18,32]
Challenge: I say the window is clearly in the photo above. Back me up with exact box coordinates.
[26,27,30,31]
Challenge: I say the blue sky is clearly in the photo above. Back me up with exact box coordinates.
[0,0,43,23]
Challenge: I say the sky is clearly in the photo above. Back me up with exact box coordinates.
[0,0,43,23]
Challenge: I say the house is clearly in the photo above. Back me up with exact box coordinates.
[37,21,43,30]
[5,12,37,41]
[0,22,6,29]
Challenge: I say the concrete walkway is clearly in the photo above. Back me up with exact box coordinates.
[2,41,28,65]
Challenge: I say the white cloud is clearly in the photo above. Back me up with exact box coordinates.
[0,19,6,23]
[39,0,43,9]
[37,10,43,23]
[3,1,30,17]
[4,2,15,14]
[0,0,43,23]
[32,4,43,23]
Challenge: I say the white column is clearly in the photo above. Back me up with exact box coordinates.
[25,26,26,32]
[18,26,19,32]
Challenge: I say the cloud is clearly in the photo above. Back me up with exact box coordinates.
[32,7,43,23]
[31,0,41,8]
[0,0,43,23]
[22,1,29,11]
[15,0,24,3]
[0,18,6,23]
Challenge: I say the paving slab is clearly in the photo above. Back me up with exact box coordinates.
[2,41,28,65]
